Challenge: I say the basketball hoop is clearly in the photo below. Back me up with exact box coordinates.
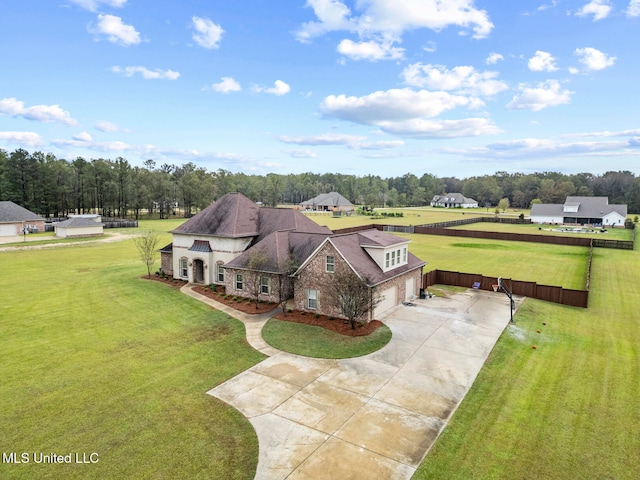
[492,284,499,292]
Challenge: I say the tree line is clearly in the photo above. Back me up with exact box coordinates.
[1,148,639,218]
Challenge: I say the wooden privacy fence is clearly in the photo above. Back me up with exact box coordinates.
[333,223,634,250]
[423,269,589,308]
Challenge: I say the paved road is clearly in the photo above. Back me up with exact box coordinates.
[185,285,521,480]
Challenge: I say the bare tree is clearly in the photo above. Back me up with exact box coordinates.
[244,247,269,309]
[326,268,383,329]
[133,231,160,277]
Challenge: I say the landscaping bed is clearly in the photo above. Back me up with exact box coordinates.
[273,310,384,337]
[191,285,278,314]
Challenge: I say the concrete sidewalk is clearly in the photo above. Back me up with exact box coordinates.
[185,284,521,479]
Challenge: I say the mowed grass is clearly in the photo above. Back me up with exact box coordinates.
[262,318,392,358]
[403,233,589,290]
[0,229,265,479]
[413,245,640,479]
[451,220,634,241]
[305,207,498,231]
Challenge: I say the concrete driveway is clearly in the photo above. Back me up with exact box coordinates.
[207,289,522,480]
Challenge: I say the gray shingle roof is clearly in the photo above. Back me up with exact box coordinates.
[531,196,627,219]
[0,201,42,223]
[224,231,331,273]
[301,191,353,208]
[55,217,103,227]
[172,192,331,240]
[328,231,425,286]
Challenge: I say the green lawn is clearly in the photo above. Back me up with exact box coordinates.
[413,245,640,479]
[404,233,589,290]
[451,220,634,241]
[0,227,264,479]
[262,318,392,358]
[3,217,639,479]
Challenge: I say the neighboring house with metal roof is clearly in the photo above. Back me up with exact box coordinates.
[300,191,354,212]
[530,196,627,227]
[430,193,479,208]
[54,215,104,238]
[0,201,44,236]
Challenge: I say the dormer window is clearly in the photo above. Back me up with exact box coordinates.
[326,255,335,272]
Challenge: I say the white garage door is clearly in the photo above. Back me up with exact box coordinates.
[0,224,16,236]
[405,276,415,301]
[374,285,397,319]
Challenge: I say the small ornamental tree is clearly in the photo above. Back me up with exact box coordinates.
[326,268,383,329]
[133,231,160,277]
[244,247,269,309]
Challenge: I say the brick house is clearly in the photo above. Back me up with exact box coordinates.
[160,192,331,284]
[291,229,425,320]
[161,192,426,319]
[0,201,45,236]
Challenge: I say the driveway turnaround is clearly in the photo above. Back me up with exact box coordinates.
[194,286,522,479]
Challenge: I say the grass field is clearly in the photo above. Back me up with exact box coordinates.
[0,221,265,480]
[413,245,640,479]
[2,215,639,479]
[451,220,634,241]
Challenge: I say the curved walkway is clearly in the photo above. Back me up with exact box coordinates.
[182,284,522,480]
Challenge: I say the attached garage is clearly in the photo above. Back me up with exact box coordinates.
[0,224,17,236]
[374,284,397,319]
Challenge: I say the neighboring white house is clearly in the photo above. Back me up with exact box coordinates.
[54,215,104,238]
[530,196,627,227]
[430,193,479,208]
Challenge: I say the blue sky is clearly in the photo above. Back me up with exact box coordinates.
[1,0,639,178]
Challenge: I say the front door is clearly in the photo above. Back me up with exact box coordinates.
[194,259,205,283]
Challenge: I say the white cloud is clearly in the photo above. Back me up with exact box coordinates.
[321,88,471,124]
[378,117,501,138]
[90,14,140,46]
[0,131,44,147]
[337,39,404,61]
[507,80,573,111]
[320,88,500,138]
[253,80,291,96]
[207,77,242,93]
[486,52,504,65]
[528,51,558,72]
[111,66,180,80]
[73,132,93,142]
[296,0,494,61]
[278,133,366,145]
[69,0,127,12]
[353,140,405,150]
[574,47,616,70]
[627,0,640,17]
[0,97,77,125]
[401,63,508,96]
[95,120,121,132]
[295,0,354,43]
[286,149,317,158]
[191,16,224,49]
[576,0,613,21]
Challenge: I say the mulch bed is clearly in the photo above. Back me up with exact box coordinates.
[273,310,384,337]
[144,274,188,289]
[191,285,279,314]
